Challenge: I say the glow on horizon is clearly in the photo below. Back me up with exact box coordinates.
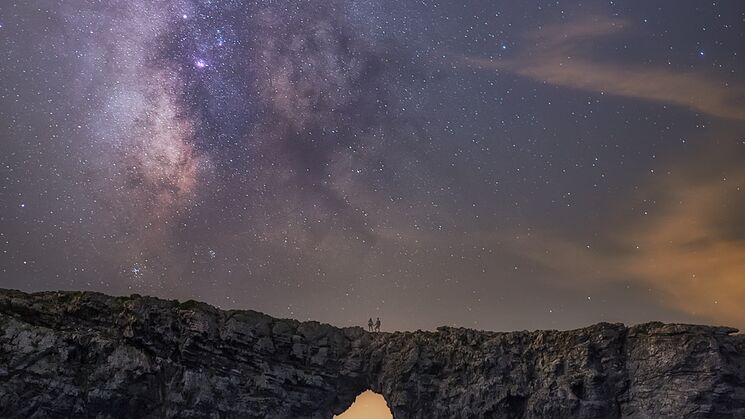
[334,390,393,419]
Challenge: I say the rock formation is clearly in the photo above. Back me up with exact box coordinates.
[1,289,744,418]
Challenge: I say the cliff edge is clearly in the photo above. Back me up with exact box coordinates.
[1,289,744,418]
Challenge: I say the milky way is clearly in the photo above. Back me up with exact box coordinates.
[2,1,745,331]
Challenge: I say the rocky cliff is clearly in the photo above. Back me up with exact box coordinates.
[1,289,744,418]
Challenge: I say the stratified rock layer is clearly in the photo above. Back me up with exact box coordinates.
[1,289,744,418]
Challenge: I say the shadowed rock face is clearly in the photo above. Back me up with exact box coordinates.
[1,289,744,418]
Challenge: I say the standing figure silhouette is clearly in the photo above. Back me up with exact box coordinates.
[375,317,381,333]
[368,318,374,332]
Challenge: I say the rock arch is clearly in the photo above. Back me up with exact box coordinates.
[1,289,745,418]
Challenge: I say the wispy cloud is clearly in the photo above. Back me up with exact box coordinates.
[515,170,745,328]
[623,173,745,327]
[460,16,745,120]
[356,165,745,328]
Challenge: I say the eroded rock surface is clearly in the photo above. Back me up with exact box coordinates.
[1,289,744,418]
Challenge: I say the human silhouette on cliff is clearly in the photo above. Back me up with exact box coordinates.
[368,318,374,332]
[375,317,381,332]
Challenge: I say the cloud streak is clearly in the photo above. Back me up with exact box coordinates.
[624,173,745,327]
[462,17,745,120]
[513,169,745,328]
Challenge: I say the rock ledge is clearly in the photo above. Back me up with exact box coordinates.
[1,289,744,418]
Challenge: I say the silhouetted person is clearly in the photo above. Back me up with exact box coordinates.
[368,318,374,332]
[375,317,381,333]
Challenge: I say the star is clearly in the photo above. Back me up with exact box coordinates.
[3,0,745,350]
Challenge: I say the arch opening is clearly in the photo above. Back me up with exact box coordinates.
[334,390,393,419]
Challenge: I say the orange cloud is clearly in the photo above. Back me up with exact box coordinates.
[624,174,745,327]
[515,171,745,328]
[460,16,745,120]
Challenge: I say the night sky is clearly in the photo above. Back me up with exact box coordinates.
[2,1,745,332]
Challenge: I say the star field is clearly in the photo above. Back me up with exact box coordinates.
[1,1,745,331]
